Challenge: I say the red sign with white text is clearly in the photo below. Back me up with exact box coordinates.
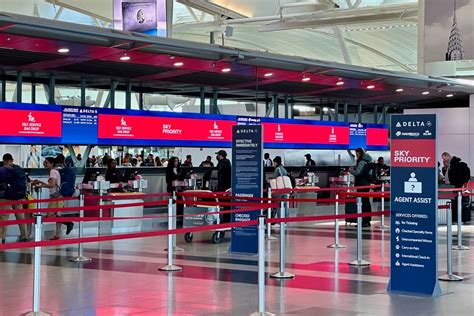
[98,114,235,142]
[367,127,389,147]
[262,122,349,145]
[0,109,62,137]
[391,139,436,168]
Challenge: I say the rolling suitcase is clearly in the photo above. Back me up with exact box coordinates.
[452,196,472,224]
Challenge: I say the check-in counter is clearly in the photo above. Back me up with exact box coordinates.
[293,185,320,216]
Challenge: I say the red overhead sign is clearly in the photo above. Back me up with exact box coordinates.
[0,109,62,137]
[262,122,349,145]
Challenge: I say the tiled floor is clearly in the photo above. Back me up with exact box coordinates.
[0,211,473,315]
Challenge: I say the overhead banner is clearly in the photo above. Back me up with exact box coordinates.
[0,103,62,144]
[349,123,389,150]
[231,124,263,254]
[262,118,350,149]
[388,114,441,296]
[113,0,167,37]
[0,102,389,150]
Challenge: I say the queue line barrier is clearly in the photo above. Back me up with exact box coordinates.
[1,189,466,315]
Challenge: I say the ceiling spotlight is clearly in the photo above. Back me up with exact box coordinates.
[57,48,69,54]
[120,54,130,61]
[173,61,184,67]
[264,72,273,77]
[221,68,231,73]
[396,88,404,92]
[367,85,375,89]
[446,94,454,98]
[422,91,430,95]
[302,76,310,82]
[336,81,344,86]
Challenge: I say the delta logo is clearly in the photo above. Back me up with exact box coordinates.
[329,127,337,143]
[274,124,284,141]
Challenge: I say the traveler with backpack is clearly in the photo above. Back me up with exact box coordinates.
[272,156,288,178]
[348,148,373,227]
[2,154,30,242]
[442,152,471,223]
[32,156,74,240]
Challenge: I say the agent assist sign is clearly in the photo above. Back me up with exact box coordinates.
[388,114,441,296]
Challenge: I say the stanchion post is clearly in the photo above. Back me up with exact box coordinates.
[159,198,182,272]
[251,216,274,316]
[348,197,370,267]
[170,191,184,252]
[25,214,51,316]
[266,187,277,241]
[439,203,463,281]
[270,201,294,279]
[453,191,469,251]
[69,194,91,263]
[381,184,387,229]
[327,193,345,249]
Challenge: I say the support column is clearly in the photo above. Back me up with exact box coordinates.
[273,94,279,118]
[16,72,23,103]
[334,101,339,122]
[31,83,36,104]
[284,95,289,119]
[373,105,378,124]
[320,106,324,121]
[80,78,86,107]
[290,99,294,119]
[211,88,218,114]
[200,88,206,114]
[48,76,55,105]
[383,105,388,125]
[125,82,132,110]
[138,92,144,110]
[344,102,348,122]
[110,81,116,109]
[358,103,362,123]
[1,79,6,102]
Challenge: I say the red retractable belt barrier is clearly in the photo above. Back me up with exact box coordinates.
[0,196,78,207]
[84,192,170,201]
[268,210,389,225]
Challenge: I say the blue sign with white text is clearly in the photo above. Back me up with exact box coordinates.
[388,114,441,296]
[230,124,263,254]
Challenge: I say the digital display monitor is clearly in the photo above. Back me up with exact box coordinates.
[349,123,389,150]
[0,102,62,144]
[261,118,350,149]
[113,0,167,37]
[97,110,236,147]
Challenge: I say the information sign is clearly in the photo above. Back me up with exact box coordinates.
[388,114,441,296]
[230,124,263,254]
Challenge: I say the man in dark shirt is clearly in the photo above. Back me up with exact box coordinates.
[199,156,214,167]
[182,155,193,167]
[305,153,316,166]
[215,150,231,191]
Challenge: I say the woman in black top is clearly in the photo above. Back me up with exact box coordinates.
[165,157,180,193]
[105,160,123,184]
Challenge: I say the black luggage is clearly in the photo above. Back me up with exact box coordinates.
[452,196,472,224]
[345,201,358,224]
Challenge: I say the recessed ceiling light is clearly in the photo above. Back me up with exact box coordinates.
[173,61,184,67]
[336,81,344,86]
[120,54,130,61]
[422,91,430,95]
[302,77,310,82]
[396,88,404,92]
[264,72,273,77]
[221,68,231,73]
[57,48,69,53]
[446,94,454,98]
[367,85,375,89]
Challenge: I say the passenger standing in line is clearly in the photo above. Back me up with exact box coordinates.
[182,155,193,167]
[272,156,288,178]
[305,153,316,166]
[263,153,273,167]
[165,157,180,194]
[215,150,231,192]
[32,157,74,240]
[199,156,214,167]
[2,154,30,242]
[155,156,162,167]
[349,148,372,227]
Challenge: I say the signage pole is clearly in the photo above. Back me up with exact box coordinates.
[439,203,463,282]
[266,188,277,241]
[453,191,469,250]
[327,193,345,249]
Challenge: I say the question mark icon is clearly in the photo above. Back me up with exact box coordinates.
[411,184,415,191]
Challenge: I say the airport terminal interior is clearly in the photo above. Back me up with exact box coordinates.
[0,1,473,315]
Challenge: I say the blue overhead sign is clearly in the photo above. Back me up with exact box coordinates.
[388,114,441,296]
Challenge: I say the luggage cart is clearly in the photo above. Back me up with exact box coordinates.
[183,190,230,244]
